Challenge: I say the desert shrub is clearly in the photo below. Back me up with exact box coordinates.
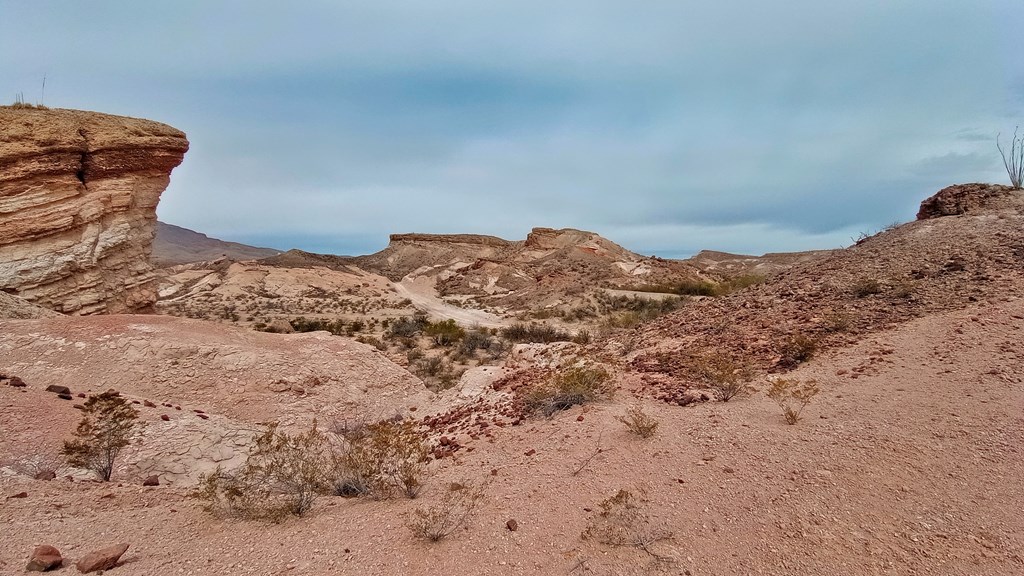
[415,356,447,377]
[692,353,753,402]
[355,335,387,351]
[850,278,883,298]
[778,334,818,368]
[407,480,484,542]
[572,329,592,345]
[335,419,429,499]
[524,365,613,417]
[617,406,659,438]
[62,391,142,481]
[194,422,333,521]
[581,488,671,553]
[388,314,428,338]
[289,316,347,335]
[484,339,508,360]
[501,322,572,343]
[457,329,491,356]
[766,379,820,424]
[822,310,854,333]
[892,280,917,299]
[407,348,425,363]
[671,279,719,296]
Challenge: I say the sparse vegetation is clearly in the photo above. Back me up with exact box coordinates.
[424,319,465,346]
[581,488,672,559]
[61,391,142,481]
[407,480,484,542]
[629,274,765,297]
[501,322,572,343]
[524,365,613,416]
[766,378,821,424]
[692,352,753,402]
[617,406,659,438]
[851,278,883,298]
[822,310,855,333]
[334,419,429,500]
[778,333,818,368]
[997,126,1024,189]
[194,422,333,521]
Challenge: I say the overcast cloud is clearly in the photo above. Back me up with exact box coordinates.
[2,1,1022,257]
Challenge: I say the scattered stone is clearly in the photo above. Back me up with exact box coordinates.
[8,491,28,498]
[160,414,170,421]
[34,470,56,481]
[524,449,536,456]
[142,475,160,487]
[57,393,73,401]
[196,413,209,420]
[506,519,519,532]
[576,414,584,422]
[26,544,62,571]
[723,466,736,474]
[143,400,156,408]
[75,543,129,573]
[7,376,26,387]
[77,393,86,398]
[45,385,71,395]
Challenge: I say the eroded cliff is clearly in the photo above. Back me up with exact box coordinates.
[0,107,188,314]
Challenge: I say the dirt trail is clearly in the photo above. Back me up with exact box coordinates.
[394,276,506,328]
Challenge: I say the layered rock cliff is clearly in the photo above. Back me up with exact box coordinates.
[0,107,188,314]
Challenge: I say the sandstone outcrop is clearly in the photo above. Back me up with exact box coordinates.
[0,107,188,314]
[916,182,1019,219]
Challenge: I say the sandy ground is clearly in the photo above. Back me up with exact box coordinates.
[2,296,1021,575]
[395,277,506,329]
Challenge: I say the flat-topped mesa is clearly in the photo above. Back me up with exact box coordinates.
[388,233,513,248]
[0,107,189,314]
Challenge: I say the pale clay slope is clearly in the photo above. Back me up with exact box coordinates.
[1,298,1022,575]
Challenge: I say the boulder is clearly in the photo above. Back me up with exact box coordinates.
[45,385,71,395]
[26,544,62,571]
[142,475,159,487]
[75,543,129,573]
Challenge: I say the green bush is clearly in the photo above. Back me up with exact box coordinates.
[424,319,465,346]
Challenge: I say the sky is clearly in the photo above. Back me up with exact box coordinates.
[2,1,1023,258]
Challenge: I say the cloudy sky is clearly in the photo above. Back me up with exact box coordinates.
[3,1,1022,257]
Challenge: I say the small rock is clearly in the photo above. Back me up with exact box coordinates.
[723,466,736,474]
[142,475,160,487]
[57,393,73,401]
[524,449,536,456]
[45,385,71,395]
[8,376,26,387]
[34,470,56,481]
[143,400,156,408]
[576,414,584,422]
[160,414,170,421]
[75,543,129,573]
[26,544,62,571]
[8,491,28,499]
[197,413,209,420]
[506,519,519,531]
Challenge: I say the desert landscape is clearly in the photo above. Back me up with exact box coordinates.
[2,102,1022,576]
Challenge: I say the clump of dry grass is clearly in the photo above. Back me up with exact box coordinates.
[692,352,753,401]
[523,365,613,416]
[581,488,672,560]
[407,480,484,542]
[766,378,821,424]
[616,406,659,438]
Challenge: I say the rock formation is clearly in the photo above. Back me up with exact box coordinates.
[0,107,188,314]
[916,182,1019,219]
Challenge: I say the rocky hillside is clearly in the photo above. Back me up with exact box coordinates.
[623,183,1024,403]
[0,107,188,314]
[152,222,281,267]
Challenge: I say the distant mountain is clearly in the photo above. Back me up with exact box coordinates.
[152,222,282,267]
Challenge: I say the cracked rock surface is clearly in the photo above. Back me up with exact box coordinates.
[0,107,188,315]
